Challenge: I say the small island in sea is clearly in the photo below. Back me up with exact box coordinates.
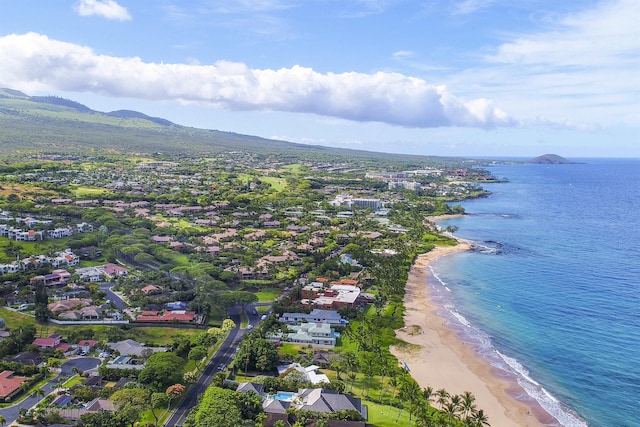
[529,154,574,164]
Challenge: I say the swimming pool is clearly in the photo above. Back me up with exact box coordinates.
[272,391,294,401]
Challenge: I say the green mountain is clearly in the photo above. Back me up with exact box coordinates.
[0,88,460,166]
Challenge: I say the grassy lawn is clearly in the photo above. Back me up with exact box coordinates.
[69,184,112,197]
[364,399,413,426]
[62,374,85,388]
[280,164,304,174]
[255,287,282,302]
[0,307,36,328]
[0,238,67,262]
[277,343,306,357]
[259,176,287,191]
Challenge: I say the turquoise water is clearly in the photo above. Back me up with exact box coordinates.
[433,159,640,427]
[273,391,294,401]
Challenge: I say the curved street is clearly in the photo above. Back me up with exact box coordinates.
[0,357,101,424]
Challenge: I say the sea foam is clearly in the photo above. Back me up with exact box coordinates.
[428,264,589,427]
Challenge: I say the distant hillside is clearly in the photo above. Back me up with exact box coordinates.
[0,88,29,98]
[0,88,467,167]
[530,154,573,164]
[107,109,174,126]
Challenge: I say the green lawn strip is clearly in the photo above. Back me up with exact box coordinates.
[255,288,282,302]
[240,311,249,328]
[256,305,271,314]
[61,374,84,388]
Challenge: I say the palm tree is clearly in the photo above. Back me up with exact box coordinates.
[435,388,450,410]
[460,391,477,420]
[31,387,45,400]
[422,386,434,405]
[443,401,460,427]
[471,409,491,426]
[0,414,6,427]
[450,394,462,415]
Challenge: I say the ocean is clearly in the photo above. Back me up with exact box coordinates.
[432,158,640,427]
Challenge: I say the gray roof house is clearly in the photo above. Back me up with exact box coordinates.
[296,388,366,419]
[279,309,347,325]
[106,339,167,357]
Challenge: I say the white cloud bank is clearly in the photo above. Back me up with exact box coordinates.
[75,0,131,21]
[0,32,514,129]
[450,0,640,127]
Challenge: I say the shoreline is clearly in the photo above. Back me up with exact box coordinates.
[390,241,554,427]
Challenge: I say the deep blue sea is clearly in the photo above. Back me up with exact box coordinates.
[432,158,640,427]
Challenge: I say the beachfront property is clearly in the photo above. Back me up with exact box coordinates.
[237,383,367,426]
[279,308,347,326]
[268,322,338,348]
[277,363,330,385]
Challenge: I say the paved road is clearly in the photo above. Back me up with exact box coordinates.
[163,307,250,427]
[0,357,101,424]
[99,283,127,309]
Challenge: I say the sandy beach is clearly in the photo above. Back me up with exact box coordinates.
[390,241,553,427]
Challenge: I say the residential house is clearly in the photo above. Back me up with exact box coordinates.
[102,263,128,279]
[76,222,94,233]
[135,310,198,323]
[30,269,71,287]
[237,384,367,426]
[140,284,162,295]
[279,309,347,326]
[106,339,167,357]
[75,266,103,282]
[79,306,103,320]
[11,351,45,367]
[0,370,28,399]
[269,323,337,348]
[33,334,62,349]
[276,363,330,385]
[78,340,97,353]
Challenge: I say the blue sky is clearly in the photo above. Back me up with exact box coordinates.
[0,0,638,158]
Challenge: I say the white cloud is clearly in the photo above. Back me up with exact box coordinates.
[449,0,640,126]
[452,0,496,15]
[75,0,131,21]
[392,50,414,59]
[0,32,515,129]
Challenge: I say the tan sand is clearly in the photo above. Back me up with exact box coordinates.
[390,241,553,427]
